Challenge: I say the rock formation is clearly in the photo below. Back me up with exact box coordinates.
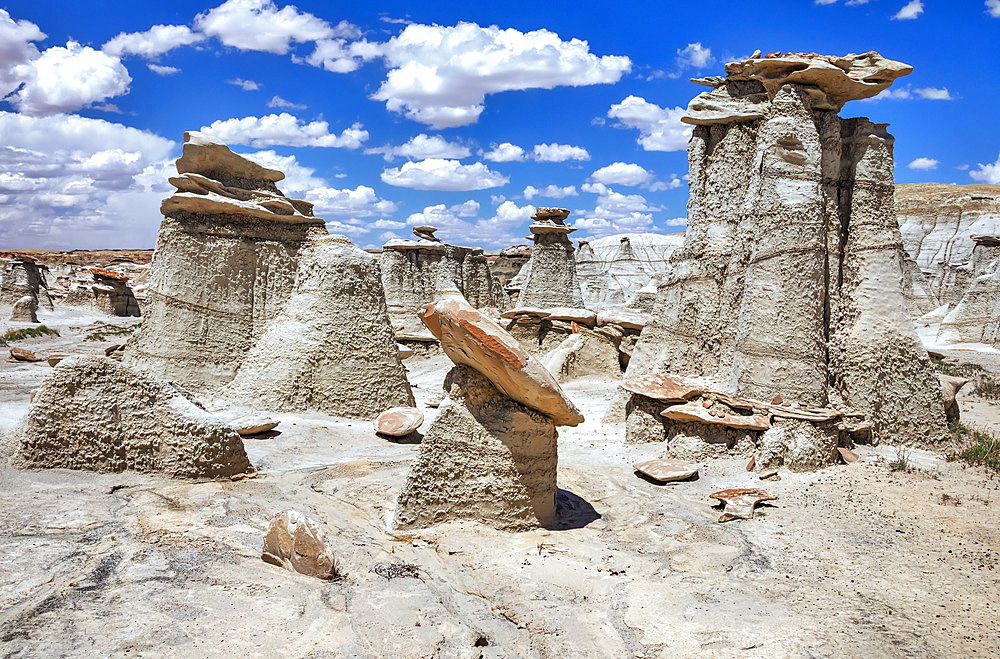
[516,208,585,309]
[490,244,531,290]
[14,355,252,478]
[0,255,53,309]
[935,227,1000,346]
[9,295,38,323]
[89,268,142,316]
[380,226,510,341]
[124,132,328,391]
[896,183,1000,312]
[393,297,583,531]
[226,234,415,416]
[625,51,947,452]
[261,510,339,580]
[576,233,685,311]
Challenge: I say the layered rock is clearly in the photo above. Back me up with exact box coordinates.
[226,235,415,416]
[896,183,1000,311]
[75,268,142,317]
[490,244,531,290]
[576,233,685,311]
[393,297,583,531]
[14,356,252,478]
[626,51,947,451]
[0,255,53,309]
[380,226,510,341]
[516,209,585,309]
[9,295,38,323]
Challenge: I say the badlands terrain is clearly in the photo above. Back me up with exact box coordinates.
[2,50,1000,659]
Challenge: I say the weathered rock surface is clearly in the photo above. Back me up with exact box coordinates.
[633,458,698,483]
[9,295,38,322]
[577,234,685,311]
[620,373,705,403]
[938,374,969,423]
[230,416,279,436]
[517,208,585,309]
[0,255,53,309]
[493,244,532,292]
[625,52,947,451]
[393,365,559,531]
[709,488,777,522]
[14,355,251,478]
[540,329,622,382]
[261,510,338,580]
[226,235,415,417]
[381,226,510,341]
[662,402,771,431]
[420,297,584,426]
[757,418,839,471]
[597,309,652,331]
[375,407,424,437]
[124,132,327,392]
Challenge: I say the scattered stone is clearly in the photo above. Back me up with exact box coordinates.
[9,295,38,322]
[633,458,698,483]
[261,510,339,580]
[9,347,42,362]
[661,402,770,431]
[746,455,756,471]
[229,416,279,436]
[425,396,443,408]
[758,469,780,481]
[709,488,777,522]
[47,353,68,367]
[14,355,251,478]
[104,344,122,356]
[375,407,424,437]
[620,373,705,403]
[837,447,860,464]
[397,343,414,359]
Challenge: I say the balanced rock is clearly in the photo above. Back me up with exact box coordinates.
[633,458,698,483]
[261,510,338,580]
[375,407,424,437]
[14,355,252,478]
[938,374,969,423]
[226,235,414,417]
[0,255,53,309]
[9,295,38,323]
[517,208,585,309]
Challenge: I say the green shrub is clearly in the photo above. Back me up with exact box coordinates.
[83,322,140,342]
[3,325,56,341]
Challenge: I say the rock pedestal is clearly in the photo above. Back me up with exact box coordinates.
[9,295,38,322]
[517,208,585,309]
[626,51,948,449]
[1,256,53,309]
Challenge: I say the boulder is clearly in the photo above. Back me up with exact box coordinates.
[419,297,584,426]
[9,347,42,362]
[229,416,279,436]
[9,295,38,322]
[261,510,338,580]
[938,374,969,423]
[633,458,698,483]
[375,407,424,437]
[14,355,252,478]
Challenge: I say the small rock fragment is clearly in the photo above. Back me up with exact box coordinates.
[425,396,443,408]
[47,353,69,366]
[836,447,859,463]
[104,344,122,356]
[9,347,42,362]
[375,407,424,437]
[261,510,339,580]
[759,468,780,481]
[746,455,756,471]
[709,488,777,522]
[230,416,279,436]
[633,458,698,483]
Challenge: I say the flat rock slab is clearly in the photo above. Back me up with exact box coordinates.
[622,373,705,403]
[10,347,42,362]
[229,416,280,436]
[500,306,549,319]
[375,407,424,437]
[709,488,777,522]
[633,458,698,483]
[544,307,597,327]
[662,402,770,431]
[597,309,652,331]
[837,447,859,463]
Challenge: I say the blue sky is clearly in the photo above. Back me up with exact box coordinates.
[0,0,998,250]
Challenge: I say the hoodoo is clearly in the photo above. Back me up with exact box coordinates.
[516,208,585,309]
[624,51,948,460]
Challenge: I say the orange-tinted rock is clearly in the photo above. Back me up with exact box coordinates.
[621,373,705,403]
[10,347,41,362]
[261,510,338,580]
[375,407,424,436]
[661,402,770,431]
[47,353,69,367]
[419,297,584,426]
[633,458,698,482]
[836,447,859,463]
[709,488,777,522]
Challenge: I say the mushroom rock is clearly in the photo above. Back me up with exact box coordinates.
[0,255,54,309]
[226,235,415,417]
[14,355,252,478]
[89,268,142,317]
[124,131,327,392]
[380,225,510,342]
[624,51,948,452]
[517,208,585,309]
[393,297,584,531]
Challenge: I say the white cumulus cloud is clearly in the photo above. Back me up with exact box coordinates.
[103,24,205,58]
[907,157,939,171]
[523,184,577,201]
[572,187,665,238]
[305,185,397,218]
[366,134,471,160]
[200,113,368,148]
[267,95,306,109]
[970,154,1000,184]
[591,162,653,187]
[11,41,132,116]
[148,63,180,75]
[0,9,45,98]
[368,22,631,128]
[483,142,526,162]
[989,0,1000,17]
[676,42,713,69]
[608,95,691,152]
[532,143,590,162]
[381,158,508,191]
[228,77,260,90]
[892,0,924,19]
[195,0,353,54]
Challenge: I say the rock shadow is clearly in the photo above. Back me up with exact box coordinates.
[379,431,423,445]
[545,488,601,530]
[633,470,699,486]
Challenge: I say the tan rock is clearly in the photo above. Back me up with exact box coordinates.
[633,458,698,483]
[9,347,41,362]
[544,307,597,327]
[261,510,338,580]
[620,373,705,403]
[9,295,38,323]
[837,447,859,464]
[938,374,969,423]
[229,416,279,436]
[709,488,776,522]
[662,402,770,431]
[419,297,584,426]
[47,353,69,367]
[597,309,652,331]
[500,306,550,319]
[375,407,424,437]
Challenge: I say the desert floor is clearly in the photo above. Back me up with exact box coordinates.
[1,308,998,658]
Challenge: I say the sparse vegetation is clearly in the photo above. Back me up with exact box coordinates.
[373,562,420,580]
[940,493,961,506]
[889,445,913,472]
[83,322,140,342]
[3,325,57,341]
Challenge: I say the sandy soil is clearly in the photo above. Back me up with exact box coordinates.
[1,307,999,658]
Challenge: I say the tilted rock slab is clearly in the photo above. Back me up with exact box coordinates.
[226,235,414,417]
[625,51,947,450]
[14,355,251,478]
[124,132,327,392]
